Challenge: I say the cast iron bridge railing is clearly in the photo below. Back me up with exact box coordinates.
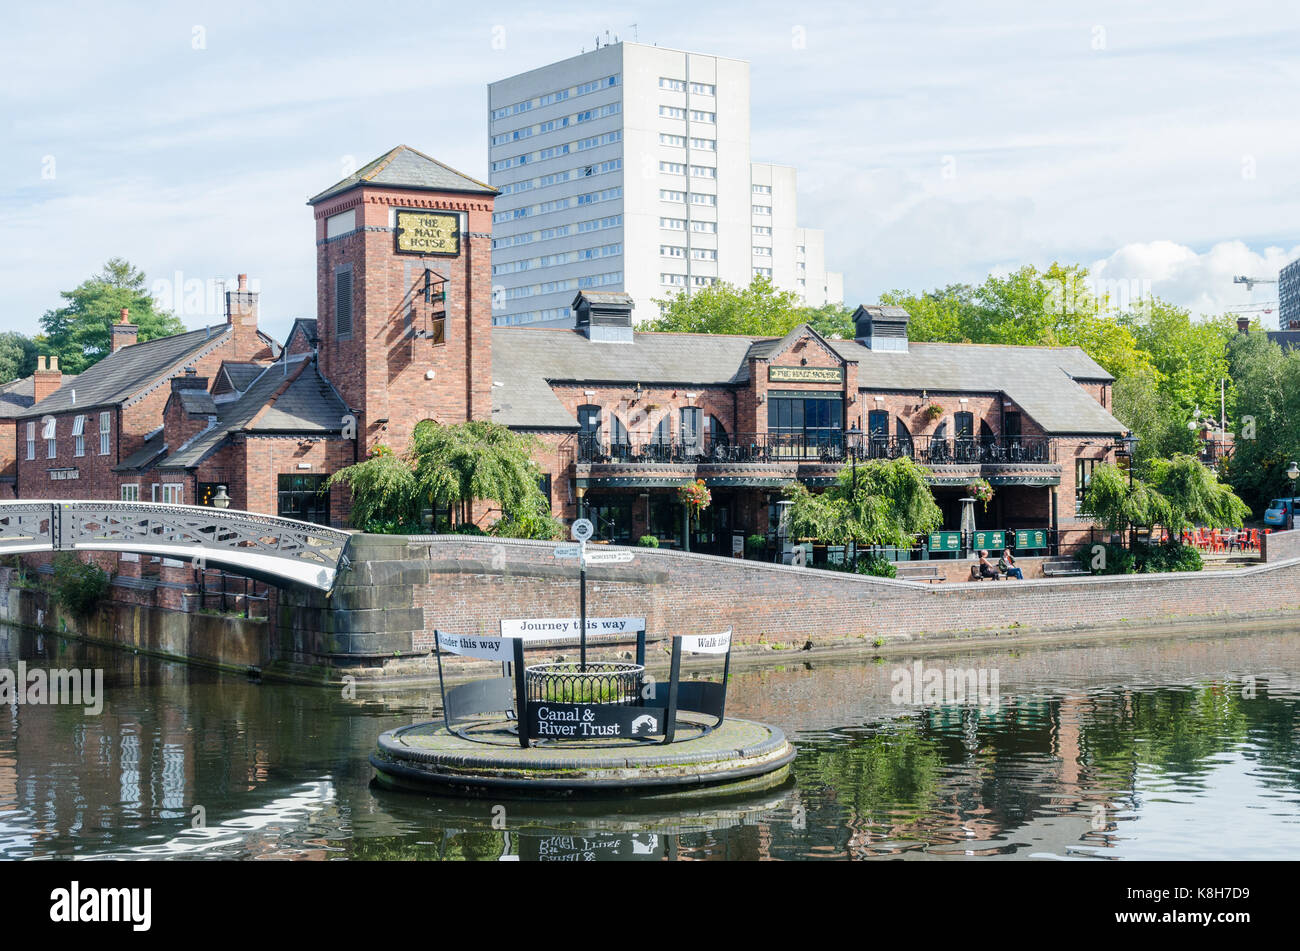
[577,432,1054,466]
[0,501,350,590]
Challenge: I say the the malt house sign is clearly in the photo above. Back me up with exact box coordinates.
[394,209,460,256]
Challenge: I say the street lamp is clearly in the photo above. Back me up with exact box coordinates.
[1288,462,1299,531]
[846,425,862,568]
[212,485,231,509]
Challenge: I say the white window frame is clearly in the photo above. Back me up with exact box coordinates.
[99,412,111,455]
[43,416,56,459]
[120,484,140,502]
[72,414,85,457]
[25,421,34,461]
[162,483,183,505]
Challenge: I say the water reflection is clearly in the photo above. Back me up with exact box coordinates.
[1,624,1298,860]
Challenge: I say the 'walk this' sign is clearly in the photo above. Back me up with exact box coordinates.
[394,209,460,256]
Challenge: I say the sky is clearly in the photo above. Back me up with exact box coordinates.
[2,0,1299,344]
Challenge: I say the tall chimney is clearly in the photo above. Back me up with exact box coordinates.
[225,272,261,357]
[111,306,139,352]
[33,355,62,403]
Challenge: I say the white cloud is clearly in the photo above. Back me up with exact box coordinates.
[1090,240,1300,320]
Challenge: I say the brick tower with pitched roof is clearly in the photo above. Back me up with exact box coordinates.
[308,145,498,456]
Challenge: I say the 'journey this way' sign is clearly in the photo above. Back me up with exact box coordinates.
[499,617,645,638]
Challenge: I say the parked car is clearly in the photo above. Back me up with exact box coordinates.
[1263,497,1300,527]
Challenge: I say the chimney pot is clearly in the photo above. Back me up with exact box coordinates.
[49,355,58,372]
[120,307,130,324]
[237,273,248,291]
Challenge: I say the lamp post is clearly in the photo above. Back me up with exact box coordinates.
[1288,462,1299,531]
[846,425,862,568]
[212,485,231,509]
[1115,433,1139,547]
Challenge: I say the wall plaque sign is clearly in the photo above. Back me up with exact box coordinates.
[768,366,844,383]
[527,703,666,740]
[1015,529,1049,550]
[394,209,460,256]
[928,531,962,552]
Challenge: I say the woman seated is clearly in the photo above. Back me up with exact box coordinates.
[977,550,1000,580]
[998,547,1024,580]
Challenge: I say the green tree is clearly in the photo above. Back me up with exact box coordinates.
[1222,331,1300,514]
[785,456,941,547]
[323,447,420,531]
[38,258,186,373]
[1149,453,1250,532]
[0,332,38,384]
[647,275,808,336]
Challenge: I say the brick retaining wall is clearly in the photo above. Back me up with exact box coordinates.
[400,536,1300,649]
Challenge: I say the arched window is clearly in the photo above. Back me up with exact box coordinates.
[896,418,914,458]
[653,414,672,445]
[610,415,630,461]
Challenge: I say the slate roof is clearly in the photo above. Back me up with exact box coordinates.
[490,326,1125,435]
[0,372,79,419]
[153,358,348,470]
[176,388,217,415]
[307,145,497,205]
[214,361,265,394]
[114,433,168,472]
[17,326,232,418]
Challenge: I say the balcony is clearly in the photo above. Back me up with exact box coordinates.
[574,433,1060,485]
[576,432,1055,467]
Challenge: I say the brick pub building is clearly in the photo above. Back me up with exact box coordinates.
[10,145,1126,590]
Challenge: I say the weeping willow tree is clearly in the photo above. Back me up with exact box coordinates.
[1082,455,1247,534]
[326,420,560,538]
[323,445,420,530]
[1149,453,1250,532]
[785,456,942,547]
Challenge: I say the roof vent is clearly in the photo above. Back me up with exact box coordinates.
[573,291,634,343]
[852,305,910,352]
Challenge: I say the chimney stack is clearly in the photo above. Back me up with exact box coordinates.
[33,355,62,404]
[111,306,139,352]
[225,272,261,357]
[170,366,208,394]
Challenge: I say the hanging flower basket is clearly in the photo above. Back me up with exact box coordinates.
[967,479,994,510]
[677,479,712,517]
[924,404,944,422]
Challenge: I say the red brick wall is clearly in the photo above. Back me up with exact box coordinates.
[409,536,1300,648]
[313,186,495,461]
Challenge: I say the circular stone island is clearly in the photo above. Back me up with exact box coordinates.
[370,712,795,800]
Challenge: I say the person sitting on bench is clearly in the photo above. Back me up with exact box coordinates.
[977,550,1000,580]
[998,547,1024,580]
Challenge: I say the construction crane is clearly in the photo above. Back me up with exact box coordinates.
[1233,275,1279,292]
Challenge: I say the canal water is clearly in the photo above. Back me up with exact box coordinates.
[1,623,1297,861]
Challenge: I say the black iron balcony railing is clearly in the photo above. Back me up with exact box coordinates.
[576,433,1054,466]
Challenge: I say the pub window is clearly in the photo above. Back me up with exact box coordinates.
[680,406,702,450]
[335,266,353,338]
[585,495,633,544]
[538,474,552,508]
[705,414,727,449]
[43,416,56,459]
[99,411,111,455]
[161,483,184,505]
[277,474,329,526]
[26,421,34,460]
[769,396,842,451]
[578,404,602,455]
[1004,411,1022,445]
[652,415,672,445]
[1076,459,1099,510]
[954,412,974,440]
[120,484,140,502]
[196,482,222,507]
[72,414,85,457]
[610,415,629,445]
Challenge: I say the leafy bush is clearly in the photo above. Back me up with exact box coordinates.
[1078,541,1201,575]
[745,533,767,555]
[637,535,660,548]
[51,553,109,619]
[362,518,424,535]
[856,556,897,578]
[449,523,488,536]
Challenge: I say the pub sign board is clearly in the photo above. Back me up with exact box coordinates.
[528,703,666,740]
[928,531,962,552]
[1015,529,1049,550]
[972,530,1005,551]
[768,366,844,384]
[394,209,460,256]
